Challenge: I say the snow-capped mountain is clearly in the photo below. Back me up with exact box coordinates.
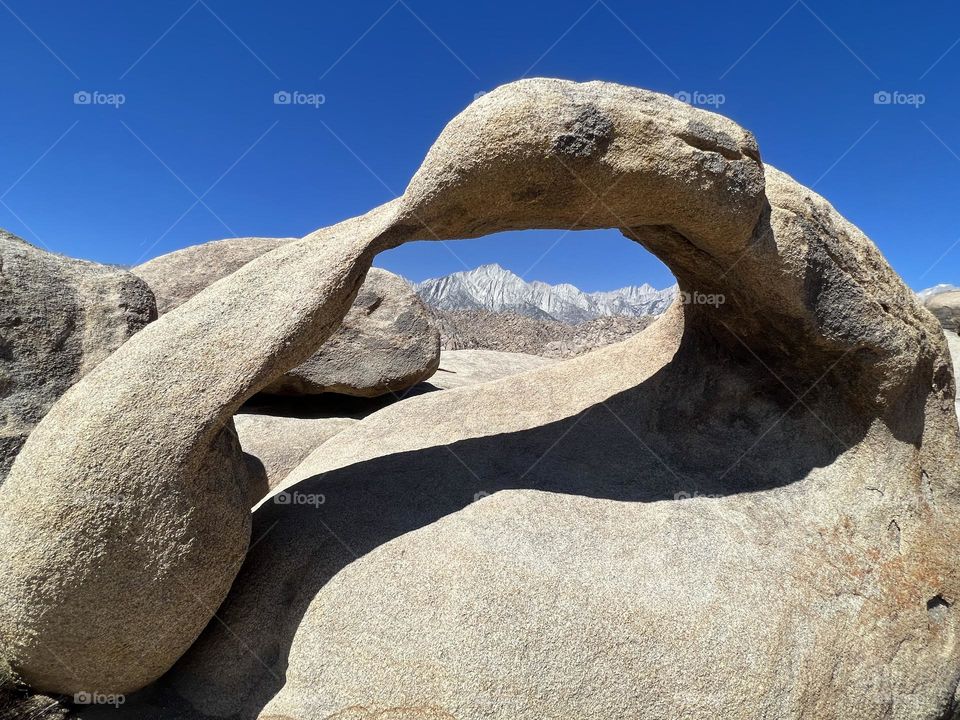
[413,264,676,323]
[918,284,959,302]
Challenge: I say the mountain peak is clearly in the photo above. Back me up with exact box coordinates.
[474,262,509,273]
[466,263,522,280]
[413,265,675,323]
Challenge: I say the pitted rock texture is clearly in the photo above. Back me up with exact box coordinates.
[0,230,156,483]
[3,78,958,720]
[135,241,440,397]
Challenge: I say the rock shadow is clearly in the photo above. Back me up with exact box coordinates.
[102,326,893,720]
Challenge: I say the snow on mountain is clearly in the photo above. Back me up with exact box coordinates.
[918,284,960,302]
[412,264,676,323]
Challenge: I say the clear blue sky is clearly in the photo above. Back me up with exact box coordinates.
[1,0,958,291]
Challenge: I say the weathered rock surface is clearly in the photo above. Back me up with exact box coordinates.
[135,242,440,397]
[925,289,960,333]
[0,204,399,695]
[73,79,953,720]
[233,412,357,493]
[261,268,440,397]
[6,78,960,718]
[132,237,291,315]
[421,349,555,390]
[0,230,156,483]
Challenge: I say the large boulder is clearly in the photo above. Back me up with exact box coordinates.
[5,79,959,717]
[0,230,156,483]
[261,268,440,397]
[134,241,440,397]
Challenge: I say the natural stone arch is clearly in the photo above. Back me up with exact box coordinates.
[0,78,955,714]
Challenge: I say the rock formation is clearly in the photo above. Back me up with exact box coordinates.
[132,237,293,315]
[233,412,357,493]
[423,349,555,390]
[0,230,156,483]
[2,78,958,720]
[135,241,440,397]
[262,268,440,397]
[0,206,399,694]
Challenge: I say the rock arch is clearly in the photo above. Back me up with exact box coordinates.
[0,79,955,714]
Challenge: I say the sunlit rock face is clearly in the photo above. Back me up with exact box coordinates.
[0,80,957,720]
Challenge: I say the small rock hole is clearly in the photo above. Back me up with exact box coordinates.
[927,594,951,621]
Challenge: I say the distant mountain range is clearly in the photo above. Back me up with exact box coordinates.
[918,284,959,301]
[412,264,677,324]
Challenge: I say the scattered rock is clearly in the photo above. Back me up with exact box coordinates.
[0,230,156,484]
[424,349,555,390]
[431,308,653,358]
